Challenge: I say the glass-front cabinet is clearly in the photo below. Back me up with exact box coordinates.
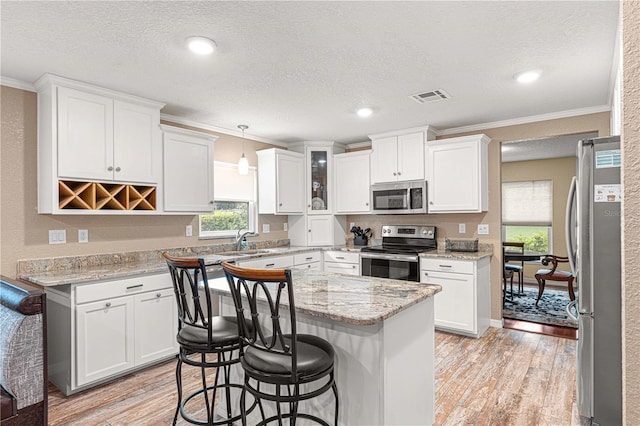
[309,149,329,214]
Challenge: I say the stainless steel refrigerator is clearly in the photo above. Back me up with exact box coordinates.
[565,136,622,425]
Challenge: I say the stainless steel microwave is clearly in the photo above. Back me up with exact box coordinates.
[371,180,427,214]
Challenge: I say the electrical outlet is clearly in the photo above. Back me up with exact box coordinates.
[478,224,489,235]
[48,229,66,244]
[185,225,193,237]
[78,229,89,243]
[458,224,466,234]
[283,222,288,231]
[263,224,270,233]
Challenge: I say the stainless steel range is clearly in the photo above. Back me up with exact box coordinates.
[360,225,437,281]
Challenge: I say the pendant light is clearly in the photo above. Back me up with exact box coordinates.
[237,125,249,175]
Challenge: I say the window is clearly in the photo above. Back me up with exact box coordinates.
[502,180,552,253]
[199,162,257,238]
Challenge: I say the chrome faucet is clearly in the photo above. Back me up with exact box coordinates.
[235,229,258,251]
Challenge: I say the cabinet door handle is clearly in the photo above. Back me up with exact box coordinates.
[393,172,397,176]
[126,284,144,289]
[365,202,369,206]
[107,166,114,171]
[115,167,121,172]
[308,229,311,233]
[279,203,283,207]
[105,302,111,308]
[156,293,162,298]
[397,171,402,176]
[423,272,428,275]
[352,265,356,269]
[308,204,311,208]
[209,201,214,204]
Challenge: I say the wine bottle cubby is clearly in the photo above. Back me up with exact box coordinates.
[58,180,156,211]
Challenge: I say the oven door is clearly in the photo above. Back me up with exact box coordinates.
[360,253,419,281]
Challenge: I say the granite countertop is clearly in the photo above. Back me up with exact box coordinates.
[17,241,492,287]
[17,244,319,287]
[209,269,441,326]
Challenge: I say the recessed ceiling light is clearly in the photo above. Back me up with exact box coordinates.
[515,70,541,84]
[185,36,216,55]
[356,107,373,118]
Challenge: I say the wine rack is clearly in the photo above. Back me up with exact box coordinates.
[58,180,156,211]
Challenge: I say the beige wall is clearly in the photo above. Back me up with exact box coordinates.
[0,86,285,278]
[502,156,576,280]
[622,1,640,423]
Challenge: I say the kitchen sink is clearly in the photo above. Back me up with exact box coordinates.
[217,249,273,257]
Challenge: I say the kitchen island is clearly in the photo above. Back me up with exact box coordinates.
[209,269,442,426]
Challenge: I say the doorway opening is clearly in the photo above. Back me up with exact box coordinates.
[500,132,596,335]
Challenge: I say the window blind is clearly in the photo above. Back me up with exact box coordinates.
[502,180,553,226]
[213,161,256,201]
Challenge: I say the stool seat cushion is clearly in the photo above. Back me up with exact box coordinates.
[243,334,335,379]
[177,316,240,349]
[535,269,572,278]
[505,264,523,271]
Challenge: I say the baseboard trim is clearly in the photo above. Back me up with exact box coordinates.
[490,318,504,329]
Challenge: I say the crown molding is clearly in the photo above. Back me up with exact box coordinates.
[0,76,36,92]
[160,113,288,148]
[438,105,611,136]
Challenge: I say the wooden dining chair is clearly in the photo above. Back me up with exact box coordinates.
[534,255,575,305]
[502,242,525,294]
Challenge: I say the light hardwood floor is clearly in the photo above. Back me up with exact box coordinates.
[48,327,580,425]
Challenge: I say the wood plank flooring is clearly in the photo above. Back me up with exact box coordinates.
[48,327,581,425]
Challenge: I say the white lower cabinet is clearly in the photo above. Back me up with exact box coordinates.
[46,274,178,395]
[76,295,135,387]
[323,251,360,275]
[420,257,490,338]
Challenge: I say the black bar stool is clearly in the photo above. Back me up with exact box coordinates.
[164,253,253,425]
[221,261,339,426]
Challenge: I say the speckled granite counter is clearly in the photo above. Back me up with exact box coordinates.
[16,242,319,286]
[419,245,493,260]
[209,269,441,326]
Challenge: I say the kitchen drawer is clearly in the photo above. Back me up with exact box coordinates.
[323,251,360,264]
[292,262,322,272]
[76,274,172,304]
[238,255,294,270]
[294,251,322,265]
[325,262,360,275]
[420,258,474,275]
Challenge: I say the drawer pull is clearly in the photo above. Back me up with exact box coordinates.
[439,265,452,268]
[156,293,162,298]
[126,284,144,290]
[352,265,356,268]
[105,302,111,308]
[336,256,345,260]
[305,256,313,260]
[266,263,275,267]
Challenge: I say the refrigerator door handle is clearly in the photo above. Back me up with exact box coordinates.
[566,300,578,321]
[565,175,577,277]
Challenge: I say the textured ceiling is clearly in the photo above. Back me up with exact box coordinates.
[0,1,620,144]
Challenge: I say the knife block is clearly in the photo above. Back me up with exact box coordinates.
[354,235,369,246]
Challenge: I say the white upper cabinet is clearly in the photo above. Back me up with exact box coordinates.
[257,149,305,215]
[334,150,371,214]
[51,83,161,184]
[369,127,435,184]
[57,87,114,181]
[161,125,216,213]
[35,74,165,214]
[425,134,491,213]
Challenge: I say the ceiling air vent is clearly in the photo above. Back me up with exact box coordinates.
[410,89,451,104]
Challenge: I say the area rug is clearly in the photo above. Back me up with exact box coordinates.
[503,286,578,329]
